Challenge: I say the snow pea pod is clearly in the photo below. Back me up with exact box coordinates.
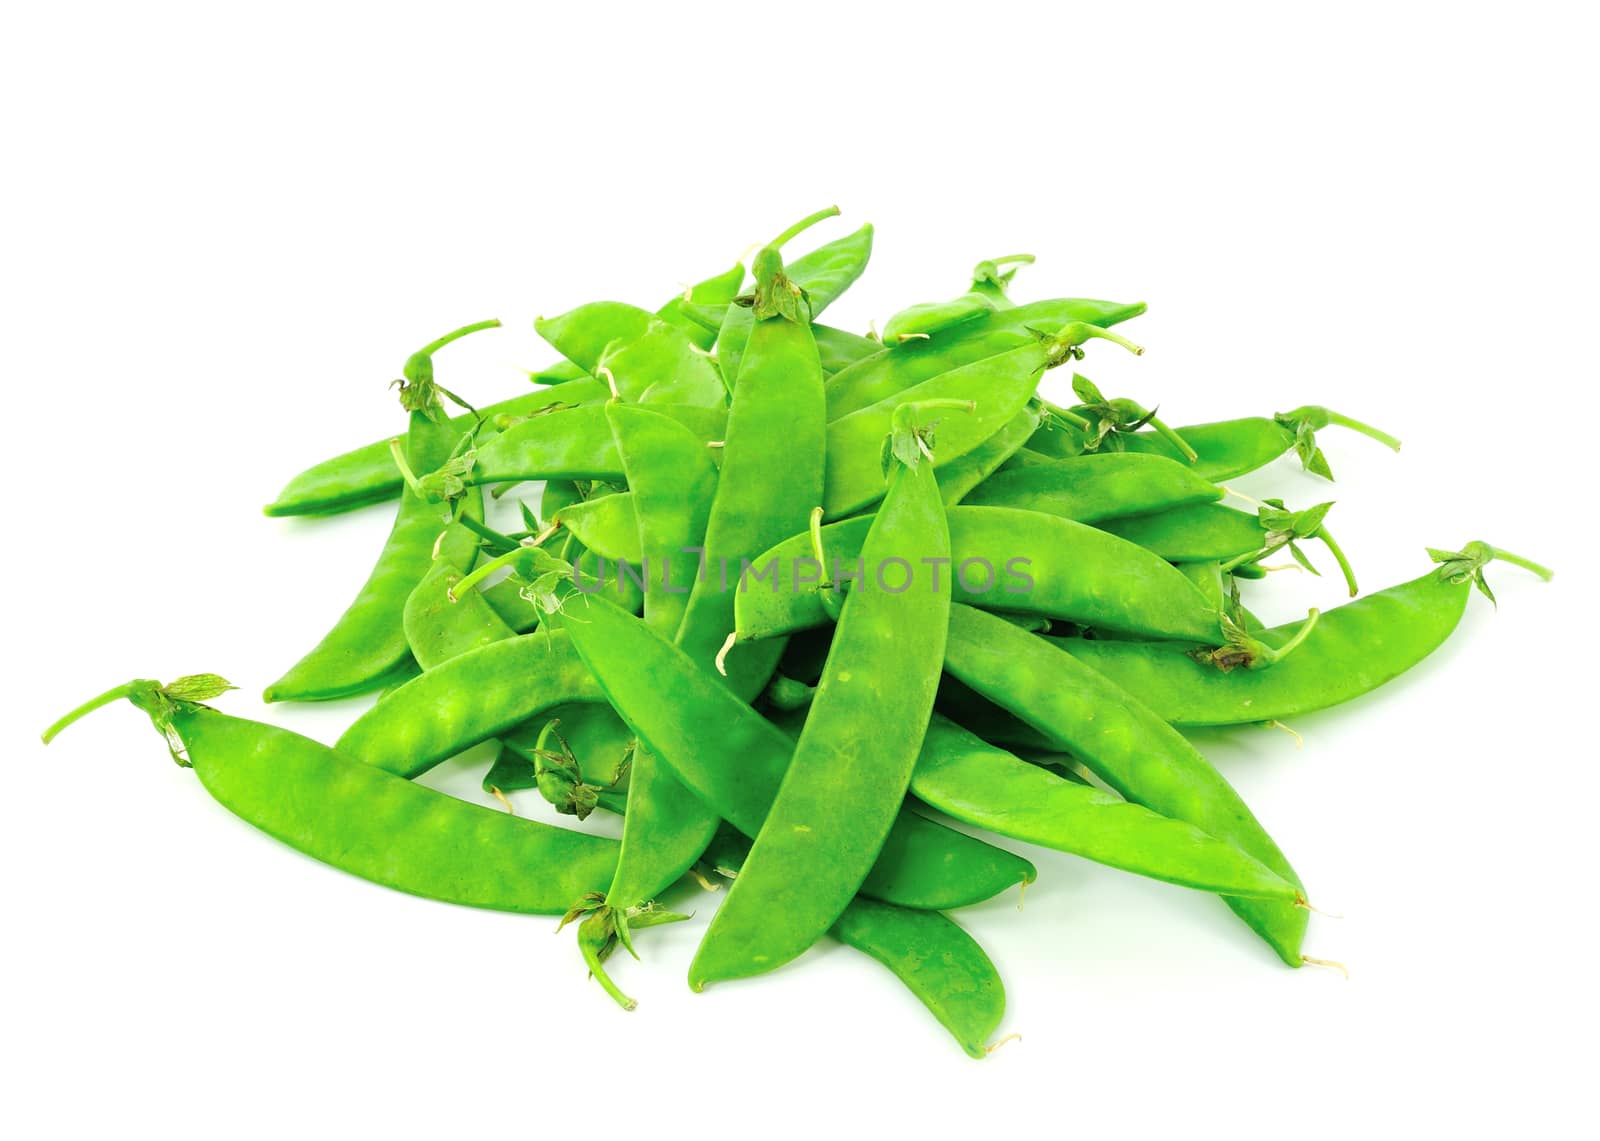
[466,402,725,486]
[966,452,1223,523]
[714,219,873,385]
[691,413,954,988]
[879,253,1033,343]
[265,321,499,702]
[733,506,1222,643]
[824,324,1135,518]
[607,402,718,636]
[536,301,727,408]
[264,382,597,517]
[263,262,744,519]
[1097,502,1269,564]
[1055,542,1552,726]
[335,631,605,779]
[812,324,882,375]
[702,829,1006,1059]
[942,604,1309,966]
[910,716,1301,901]
[937,404,1046,505]
[402,549,514,670]
[1029,406,1401,482]
[560,590,1035,912]
[825,296,1145,421]
[42,678,618,914]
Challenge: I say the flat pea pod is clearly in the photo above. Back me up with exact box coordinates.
[714,220,874,386]
[823,337,1066,519]
[1033,406,1402,482]
[264,262,746,518]
[703,829,1006,1060]
[937,405,1045,505]
[465,402,726,487]
[825,296,1145,421]
[606,402,719,635]
[264,382,596,517]
[262,459,483,703]
[336,631,604,779]
[536,301,727,408]
[676,225,828,692]
[689,434,953,988]
[560,590,1034,911]
[403,546,515,671]
[1097,502,1269,564]
[734,506,1223,643]
[1055,542,1551,726]
[910,716,1301,901]
[42,681,618,915]
[556,494,644,563]
[966,452,1223,523]
[813,324,882,375]
[879,253,1030,343]
[942,604,1309,966]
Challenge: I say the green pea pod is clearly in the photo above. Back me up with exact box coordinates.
[264,381,601,517]
[555,494,644,563]
[403,552,515,670]
[734,506,1222,643]
[812,324,882,375]
[486,703,634,806]
[966,452,1223,523]
[938,405,1046,505]
[715,220,874,386]
[826,296,1145,421]
[690,426,953,988]
[266,263,748,518]
[467,402,726,487]
[1097,502,1270,564]
[42,680,618,914]
[606,403,718,635]
[882,293,998,343]
[336,632,605,779]
[266,320,505,702]
[535,301,727,408]
[1056,542,1552,726]
[704,830,1006,1059]
[942,604,1309,966]
[911,716,1301,901]
[560,590,1034,912]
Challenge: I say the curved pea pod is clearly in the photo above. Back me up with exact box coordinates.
[536,302,727,408]
[942,604,1309,966]
[734,506,1223,643]
[263,382,600,517]
[654,261,746,349]
[825,295,1145,421]
[704,831,1006,1060]
[813,324,882,375]
[561,591,1035,912]
[1098,502,1269,564]
[911,716,1302,901]
[823,343,1050,518]
[938,405,1046,505]
[882,293,998,343]
[403,553,516,670]
[43,683,618,915]
[557,494,643,563]
[714,221,875,385]
[263,445,484,703]
[966,452,1223,523]
[467,402,725,486]
[336,631,605,779]
[691,449,954,988]
[1055,543,1551,726]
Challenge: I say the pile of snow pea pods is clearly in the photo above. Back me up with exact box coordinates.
[44,207,1553,1057]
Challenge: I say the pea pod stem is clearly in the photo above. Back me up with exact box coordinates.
[1485,546,1554,580]
[446,529,558,601]
[1140,409,1199,463]
[41,680,154,743]
[1278,405,1402,452]
[415,318,503,358]
[768,206,841,251]
[1249,609,1320,667]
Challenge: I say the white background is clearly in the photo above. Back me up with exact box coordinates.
[4,3,1597,1137]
